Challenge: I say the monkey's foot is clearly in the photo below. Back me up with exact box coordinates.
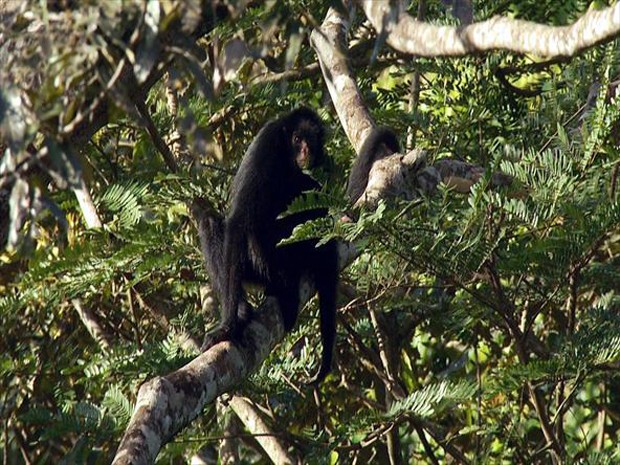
[200,326,235,352]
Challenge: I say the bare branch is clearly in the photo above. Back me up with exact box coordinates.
[360,1,620,58]
[229,396,299,465]
[133,92,180,173]
[310,7,375,153]
[72,299,113,350]
[73,177,102,228]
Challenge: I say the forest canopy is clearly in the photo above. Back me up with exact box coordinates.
[1,1,620,464]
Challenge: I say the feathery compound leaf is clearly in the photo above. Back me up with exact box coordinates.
[279,190,335,217]
[386,379,476,419]
[277,216,334,246]
[99,181,151,229]
[102,385,134,427]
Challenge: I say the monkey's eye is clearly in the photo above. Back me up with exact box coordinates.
[293,135,301,145]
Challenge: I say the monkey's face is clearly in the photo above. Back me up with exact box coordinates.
[293,133,311,169]
[291,127,325,170]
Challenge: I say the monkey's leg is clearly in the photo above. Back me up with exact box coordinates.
[268,243,308,331]
[265,277,300,332]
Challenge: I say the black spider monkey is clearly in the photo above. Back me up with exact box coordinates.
[347,126,400,203]
[193,107,338,384]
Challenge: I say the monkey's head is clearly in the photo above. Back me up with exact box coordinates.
[285,107,326,170]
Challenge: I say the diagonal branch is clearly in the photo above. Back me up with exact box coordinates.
[310,7,374,153]
[111,298,285,465]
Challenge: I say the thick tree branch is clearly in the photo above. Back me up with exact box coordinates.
[112,298,285,465]
[360,0,620,58]
[72,176,103,228]
[121,287,299,464]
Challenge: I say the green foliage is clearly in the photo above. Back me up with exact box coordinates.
[277,191,343,246]
[2,0,620,464]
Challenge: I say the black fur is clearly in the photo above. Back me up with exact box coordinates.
[194,107,338,384]
[347,126,400,203]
